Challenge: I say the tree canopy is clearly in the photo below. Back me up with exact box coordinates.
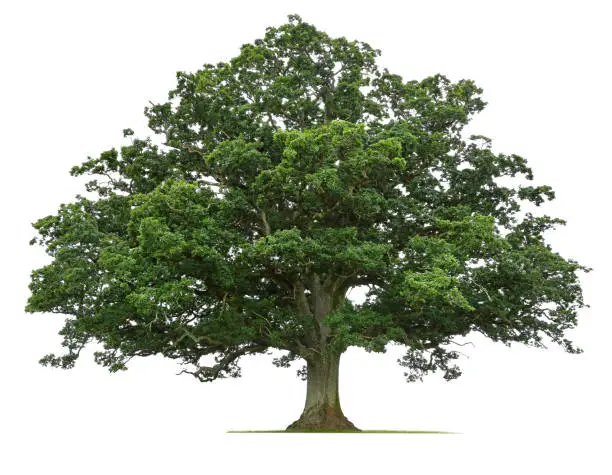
[26,14,590,430]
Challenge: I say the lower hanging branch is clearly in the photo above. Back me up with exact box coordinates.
[177,344,266,382]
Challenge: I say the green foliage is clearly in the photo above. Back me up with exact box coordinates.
[27,14,590,383]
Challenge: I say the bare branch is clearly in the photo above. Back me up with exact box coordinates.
[448,340,476,348]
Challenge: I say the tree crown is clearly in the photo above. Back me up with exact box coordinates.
[27,14,590,383]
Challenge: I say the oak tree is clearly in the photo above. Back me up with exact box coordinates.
[26,14,590,431]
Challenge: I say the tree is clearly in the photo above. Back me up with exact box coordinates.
[26,14,590,431]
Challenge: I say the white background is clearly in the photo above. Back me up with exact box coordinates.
[1,1,610,473]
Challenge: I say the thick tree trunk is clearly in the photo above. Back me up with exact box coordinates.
[286,349,360,431]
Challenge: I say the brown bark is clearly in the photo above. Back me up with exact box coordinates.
[286,349,360,431]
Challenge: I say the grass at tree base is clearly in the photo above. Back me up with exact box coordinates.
[227,429,459,434]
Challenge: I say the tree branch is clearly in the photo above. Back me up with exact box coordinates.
[182,144,205,156]
[260,210,271,236]
[174,327,224,347]
[266,111,278,129]
[200,179,225,189]
[176,344,266,382]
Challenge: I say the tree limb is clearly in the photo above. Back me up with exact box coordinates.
[175,327,224,347]
[176,344,266,382]
[260,210,271,236]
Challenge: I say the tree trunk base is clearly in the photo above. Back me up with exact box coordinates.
[286,404,360,432]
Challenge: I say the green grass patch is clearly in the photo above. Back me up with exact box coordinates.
[227,430,459,434]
